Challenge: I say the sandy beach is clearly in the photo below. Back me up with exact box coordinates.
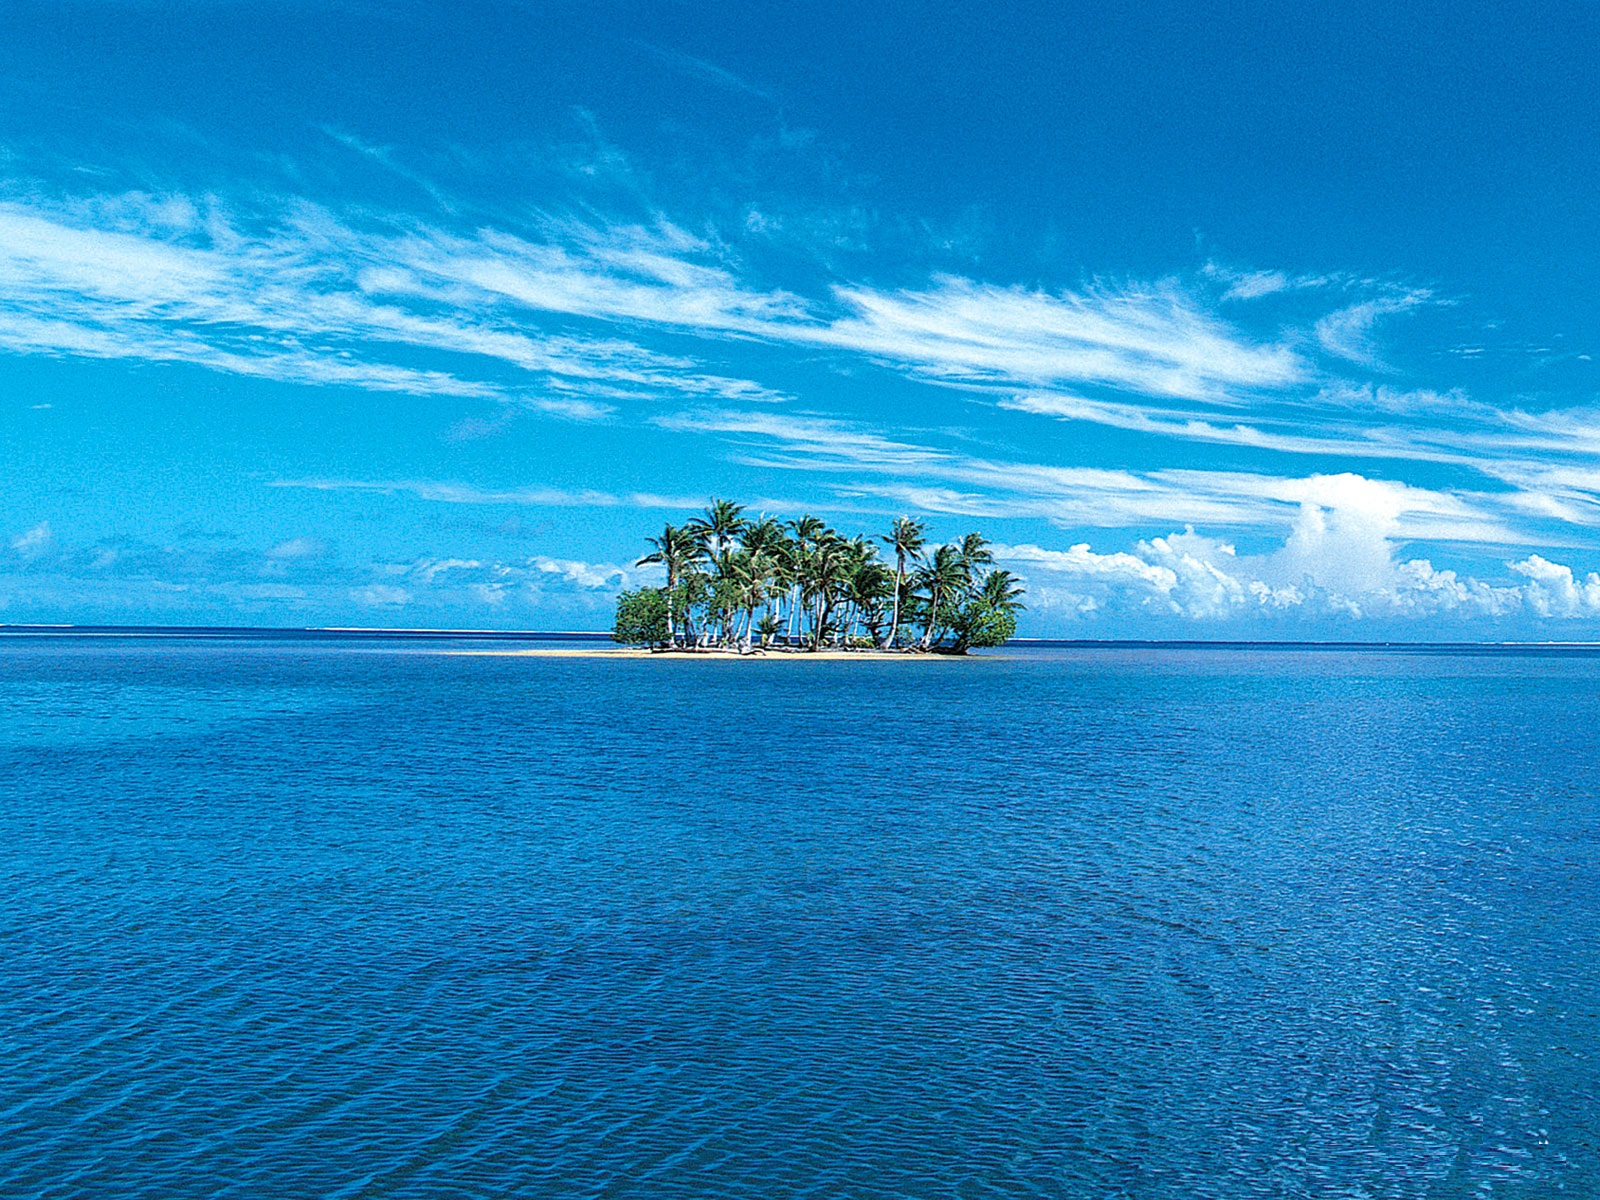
[444,646,970,660]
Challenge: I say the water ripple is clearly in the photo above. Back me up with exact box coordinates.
[1,642,1597,1197]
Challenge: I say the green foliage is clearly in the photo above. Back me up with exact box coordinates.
[612,587,670,646]
[952,599,1017,650]
[709,574,744,615]
[622,501,1025,651]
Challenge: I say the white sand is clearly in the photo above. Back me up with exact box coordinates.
[444,646,966,660]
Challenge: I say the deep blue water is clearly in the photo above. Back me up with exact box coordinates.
[3,637,1598,1198]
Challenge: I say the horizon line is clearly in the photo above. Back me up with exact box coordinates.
[4,623,1600,650]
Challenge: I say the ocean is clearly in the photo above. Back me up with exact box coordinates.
[2,634,1597,1198]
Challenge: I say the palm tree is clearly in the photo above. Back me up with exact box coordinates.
[636,523,700,646]
[739,516,789,641]
[946,567,1028,654]
[915,544,970,650]
[787,515,826,646]
[956,531,994,576]
[847,556,895,648]
[768,532,801,645]
[742,516,785,560]
[684,499,748,645]
[689,498,748,562]
[728,547,780,650]
[618,506,1023,654]
[806,529,851,650]
[881,516,926,649]
[979,568,1026,613]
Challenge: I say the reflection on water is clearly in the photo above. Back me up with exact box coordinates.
[1,640,1597,1197]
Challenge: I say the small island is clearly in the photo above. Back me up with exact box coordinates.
[613,500,1025,654]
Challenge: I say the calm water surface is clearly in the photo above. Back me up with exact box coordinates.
[2,638,1597,1198]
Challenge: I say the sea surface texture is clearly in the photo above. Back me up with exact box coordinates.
[2,637,1598,1199]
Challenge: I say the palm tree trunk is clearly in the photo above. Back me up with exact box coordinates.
[886,554,904,648]
[665,569,677,647]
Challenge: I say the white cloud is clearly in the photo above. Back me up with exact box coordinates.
[0,192,784,415]
[10,522,51,555]
[813,275,1305,402]
[685,403,1525,545]
[268,537,324,560]
[999,541,1180,593]
[1315,289,1436,366]
[10,170,1600,585]
[368,552,639,597]
[1202,261,1336,302]
[1219,269,1294,301]
[0,185,1323,438]
[412,558,483,583]
[1509,555,1600,618]
[531,556,628,589]
[270,477,705,509]
[997,390,1480,466]
[654,408,947,473]
[352,584,411,606]
[995,490,1543,625]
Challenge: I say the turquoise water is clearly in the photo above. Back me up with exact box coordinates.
[2,637,1598,1198]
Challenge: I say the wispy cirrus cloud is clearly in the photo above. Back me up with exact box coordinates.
[270,477,707,509]
[1202,260,1337,302]
[995,390,1485,465]
[8,149,1600,608]
[1314,288,1439,367]
[811,275,1307,401]
[653,406,1539,548]
[634,43,779,105]
[10,522,52,556]
[0,174,1328,433]
[0,190,787,417]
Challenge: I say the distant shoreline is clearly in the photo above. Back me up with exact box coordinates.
[0,624,612,642]
[5,625,1600,651]
[447,646,963,660]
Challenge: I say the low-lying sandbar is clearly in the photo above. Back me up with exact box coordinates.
[444,647,973,660]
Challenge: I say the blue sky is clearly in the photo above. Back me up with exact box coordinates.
[5,0,1600,635]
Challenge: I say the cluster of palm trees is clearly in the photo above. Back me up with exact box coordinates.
[613,499,1025,653]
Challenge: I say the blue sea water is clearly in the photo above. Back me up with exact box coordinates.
[2,636,1598,1199]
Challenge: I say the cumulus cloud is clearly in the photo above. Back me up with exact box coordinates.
[531,556,628,589]
[996,493,1545,626]
[1509,555,1600,618]
[997,536,1298,622]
